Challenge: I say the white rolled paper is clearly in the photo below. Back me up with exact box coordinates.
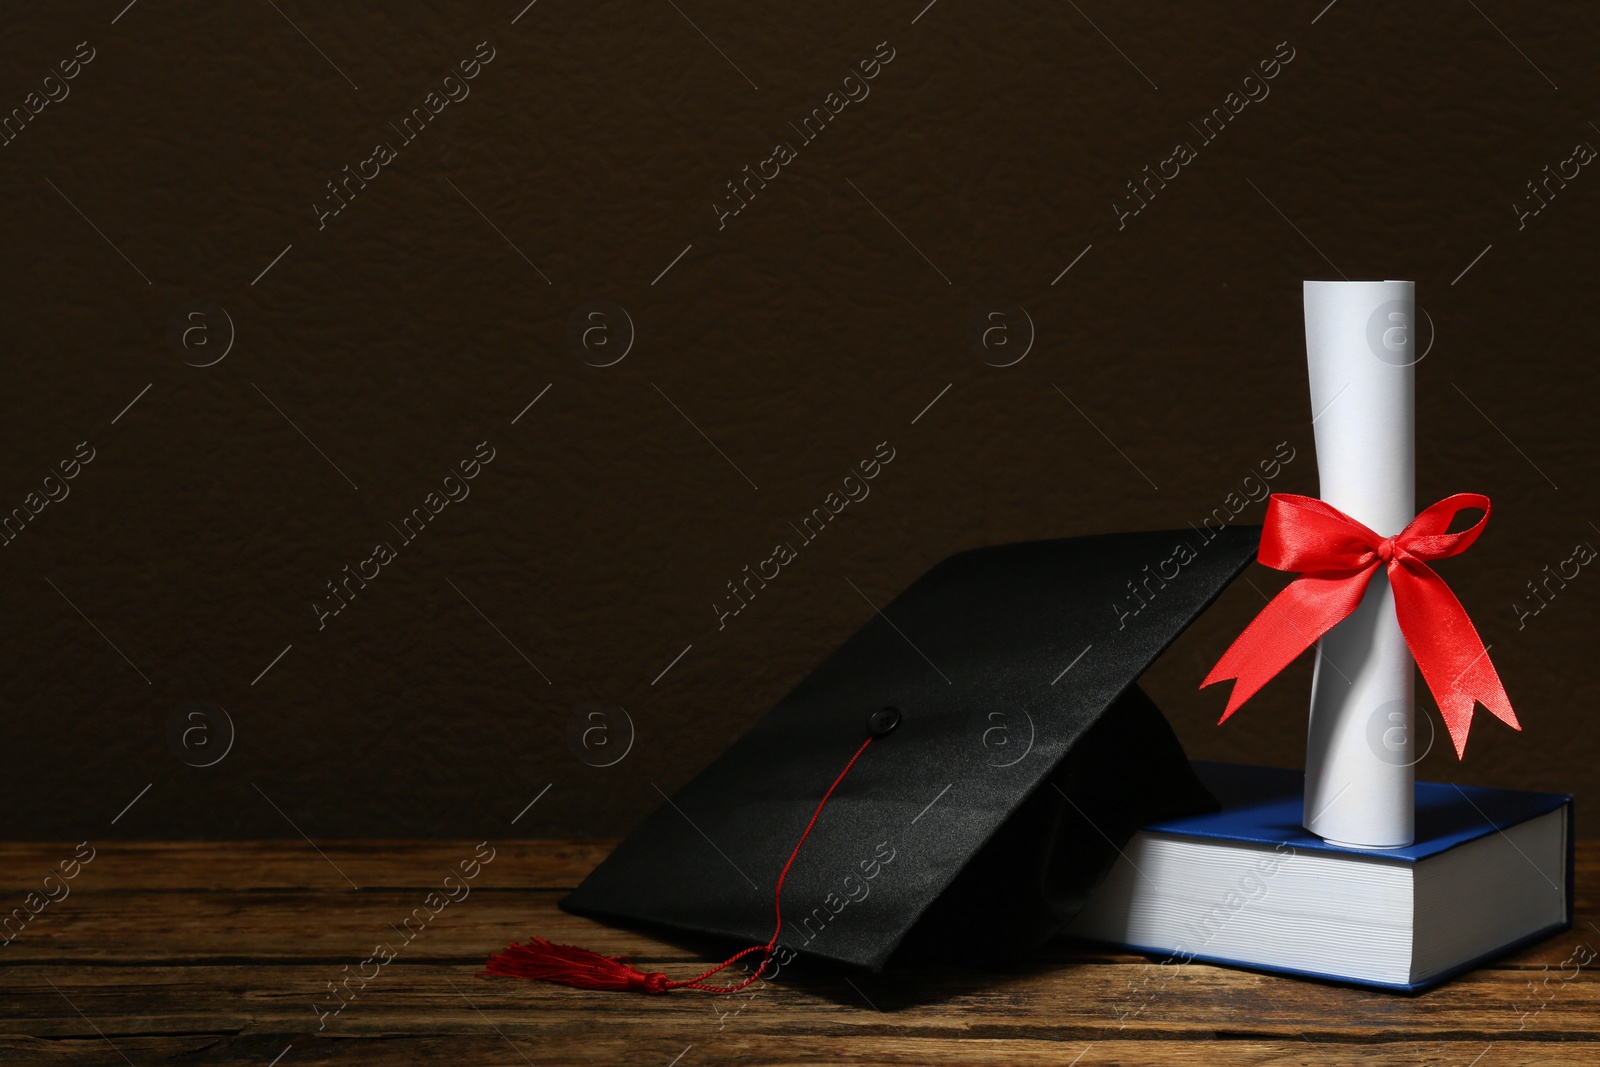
[1301,280,1416,849]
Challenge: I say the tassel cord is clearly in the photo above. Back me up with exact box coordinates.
[483,734,876,994]
[667,735,875,993]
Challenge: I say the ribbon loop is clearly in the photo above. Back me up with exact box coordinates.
[1202,492,1517,758]
[1391,492,1492,561]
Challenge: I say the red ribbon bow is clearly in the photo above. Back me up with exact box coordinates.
[1202,492,1518,758]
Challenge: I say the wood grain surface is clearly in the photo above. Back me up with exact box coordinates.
[1,839,1595,1065]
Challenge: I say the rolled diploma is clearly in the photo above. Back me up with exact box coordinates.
[1301,280,1416,849]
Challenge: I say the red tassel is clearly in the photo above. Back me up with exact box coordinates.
[484,736,876,994]
[483,937,672,994]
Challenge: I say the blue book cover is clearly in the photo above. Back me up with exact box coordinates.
[1172,762,1572,862]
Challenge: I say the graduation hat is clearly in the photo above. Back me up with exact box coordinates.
[486,526,1261,992]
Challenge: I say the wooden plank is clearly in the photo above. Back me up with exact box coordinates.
[2,1034,1597,1067]
[0,840,1593,1065]
[0,839,612,892]
[1,954,1597,1040]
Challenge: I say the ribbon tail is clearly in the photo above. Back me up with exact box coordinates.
[1392,562,1519,759]
[1202,569,1376,722]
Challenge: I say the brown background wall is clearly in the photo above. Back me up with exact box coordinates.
[1,1,1595,840]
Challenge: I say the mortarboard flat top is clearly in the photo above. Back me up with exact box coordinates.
[565,525,1262,970]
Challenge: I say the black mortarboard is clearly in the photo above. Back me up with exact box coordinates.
[490,526,1261,987]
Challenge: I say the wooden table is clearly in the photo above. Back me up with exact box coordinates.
[2,839,1596,1065]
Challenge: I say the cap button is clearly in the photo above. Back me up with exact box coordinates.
[868,706,901,738]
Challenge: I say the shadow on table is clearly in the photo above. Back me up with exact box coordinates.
[582,917,1121,1011]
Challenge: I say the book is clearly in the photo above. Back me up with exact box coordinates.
[1064,762,1573,991]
